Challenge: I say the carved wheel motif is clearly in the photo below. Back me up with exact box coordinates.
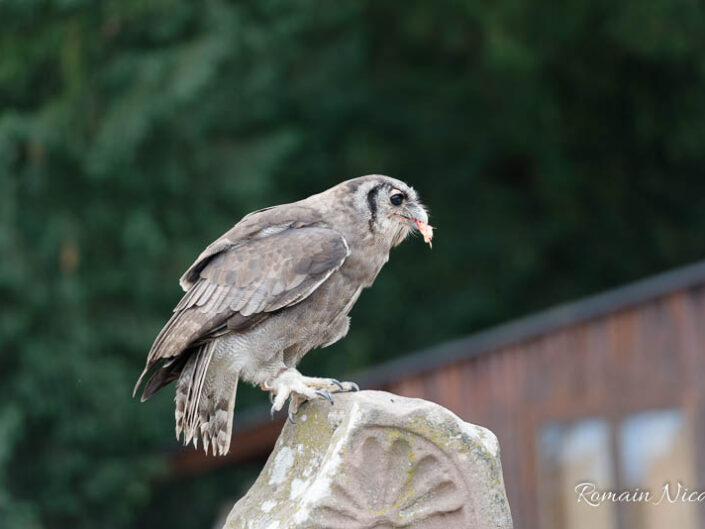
[310,426,471,528]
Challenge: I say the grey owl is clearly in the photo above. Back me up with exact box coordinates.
[134,175,433,455]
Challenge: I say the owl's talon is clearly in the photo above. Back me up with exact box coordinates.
[315,389,334,404]
[266,369,361,420]
[269,391,275,404]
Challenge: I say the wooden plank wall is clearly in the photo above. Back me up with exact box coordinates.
[383,286,705,529]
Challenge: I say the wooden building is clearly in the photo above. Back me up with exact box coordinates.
[174,260,705,529]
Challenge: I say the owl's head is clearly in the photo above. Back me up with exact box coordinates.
[342,175,432,248]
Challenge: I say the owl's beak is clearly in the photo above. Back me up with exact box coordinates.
[396,203,433,248]
[405,203,428,227]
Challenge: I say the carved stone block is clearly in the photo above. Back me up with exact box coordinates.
[223,390,513,529]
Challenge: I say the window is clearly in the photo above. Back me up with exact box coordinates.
[537,409,698,529]
[619,410,698,529]
[538,419,617,529]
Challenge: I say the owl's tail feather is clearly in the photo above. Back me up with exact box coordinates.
[175,342,239,456]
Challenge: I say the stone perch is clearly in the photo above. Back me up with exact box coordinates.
[223,390,513,529]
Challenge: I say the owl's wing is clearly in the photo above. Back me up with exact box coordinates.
[178,203,325,291]
[134,225,349,399]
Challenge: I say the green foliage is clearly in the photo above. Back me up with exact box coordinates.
[1,0,705,527]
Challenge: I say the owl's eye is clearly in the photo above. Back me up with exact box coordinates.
[390,193,405,206]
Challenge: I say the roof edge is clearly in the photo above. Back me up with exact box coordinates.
[355,258,705,388]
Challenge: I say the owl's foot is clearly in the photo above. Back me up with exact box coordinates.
[264,369,359,421]
[287,376,359,419]
[298,374,359,396]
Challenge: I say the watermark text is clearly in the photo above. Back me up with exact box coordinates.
[575,481,705,506]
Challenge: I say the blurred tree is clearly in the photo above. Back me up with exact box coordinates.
[1,0,705,527]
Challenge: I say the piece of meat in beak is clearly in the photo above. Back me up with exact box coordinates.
[405,204,434,248]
